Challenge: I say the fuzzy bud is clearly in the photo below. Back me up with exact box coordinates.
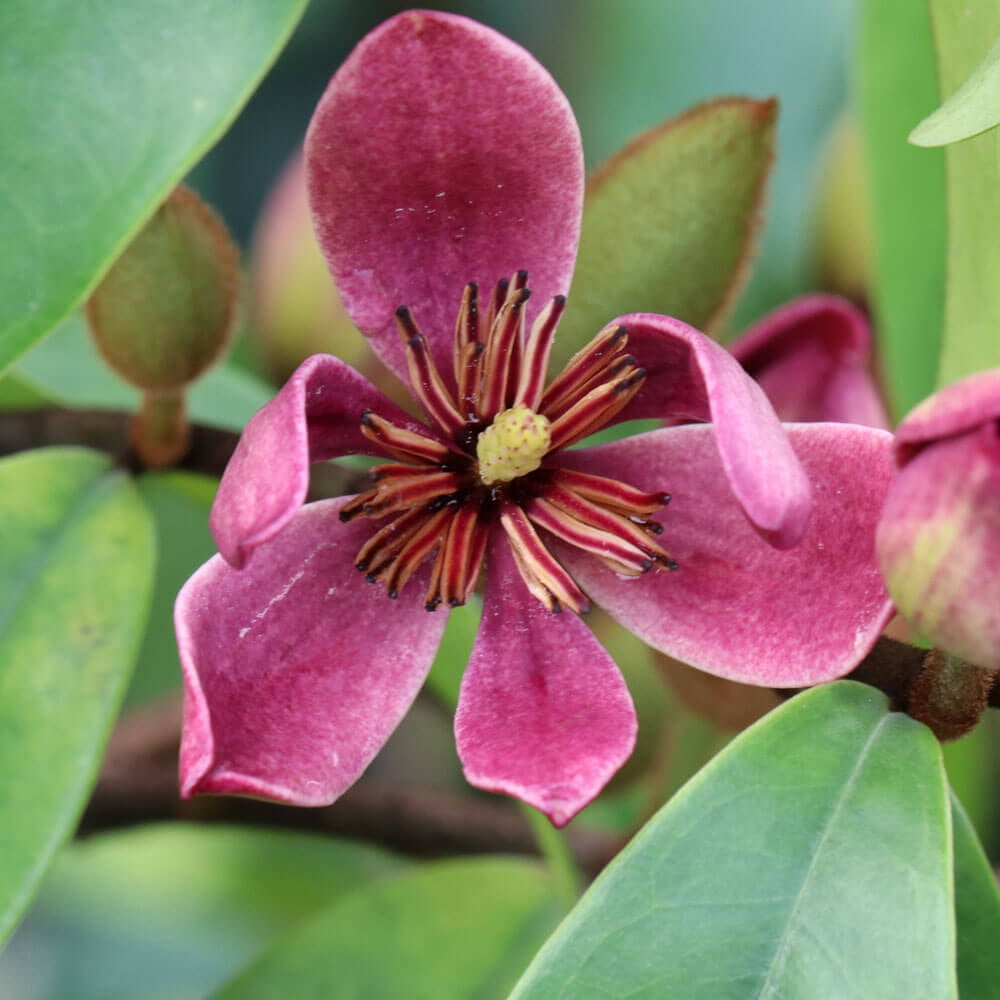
[86,184,240,391]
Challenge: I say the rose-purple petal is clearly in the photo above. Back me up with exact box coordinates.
[305,10,584,387]
[178,496,448,805]
[455,531,637,826]
[607,312,813,548]
[210,354,438,568]
[557,422,895,686]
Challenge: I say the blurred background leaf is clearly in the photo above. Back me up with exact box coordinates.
[213,858,563,1000]
[857,0,946,418]
[0,825,406,1000]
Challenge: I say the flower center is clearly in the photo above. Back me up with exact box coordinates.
[340,271,676,613]
[477,406,551,485]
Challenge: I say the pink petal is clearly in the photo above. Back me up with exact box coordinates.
[210,354,437,568]
[557,423,895,687]
[728,295,889,428]
[177,497,448,805]
[895,369,1000,461]
[877,423,1000,669]
[455,531,637,826]
[610,312,812,548]
[305,10,584,386]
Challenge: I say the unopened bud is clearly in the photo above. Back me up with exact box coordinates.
[86,184,240,391]
[876,371,1000,669]
[813,112,874,305]
[251,152,369,384]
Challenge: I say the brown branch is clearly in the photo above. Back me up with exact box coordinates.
[78,697,622,879]
[0,407,241,477]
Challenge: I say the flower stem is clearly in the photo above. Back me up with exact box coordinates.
[131,389,190,467]
[520,802,582,908]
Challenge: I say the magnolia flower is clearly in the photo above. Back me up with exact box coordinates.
[176,11,895,825]
[877,370,1000,669]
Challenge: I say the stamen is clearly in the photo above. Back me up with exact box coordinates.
[356,468,462,518]
[514,294,565,410]
[354,507,428,572]
[550,467,670,517]
[348,275,674,618]
[499,501,590,614]
[544,481,675,565]
[426,500,486,609]
[457,340,485,421]
[540,324,628,417]
[360,410,453,465]
[524,496,655,575]
[380,506,452,598]
[546,365,646,451]
[453,282,480,385]
[397,308,466,436]
[478,287,530,419]
[482,276,510,334]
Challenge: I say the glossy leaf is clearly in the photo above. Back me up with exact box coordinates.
[213,858,564,1000]
[555,99,775,365]
[928,0,1000,384]
[952,793,1000,1000]
[0,448,155,943]
[857,0,946,417]
[2,825,406,1000]
[13,313,272,432]
[510,682,955,1000]
[0,0,307,374]
[126,471,218,705]
[911,35,1000,146]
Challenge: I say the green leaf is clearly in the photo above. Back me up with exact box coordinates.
[555,99,776,366]
[5,825,406,1000]
[213,858,564,1000]
[510,682,955,1000]
[0,0,307,374]
[425,598,481,711]
[911,35,1000,146]
[126,471,218,705]
[928,0,1000,385]
[13,312,272,432]
[0,447,155,943]
[857,0,946,417]
[952,793,1000,999]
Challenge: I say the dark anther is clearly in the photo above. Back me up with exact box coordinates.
[425,598,442,612]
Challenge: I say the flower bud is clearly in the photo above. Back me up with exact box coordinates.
[876,371,1000,668]
[86,184,240,391]
[813,111,874,305]
[250,152,370,384]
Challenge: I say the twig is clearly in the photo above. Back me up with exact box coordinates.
[78,696,622,878]
[0,407,241,477]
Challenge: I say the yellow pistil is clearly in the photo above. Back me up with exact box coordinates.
[477,405,552,486]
